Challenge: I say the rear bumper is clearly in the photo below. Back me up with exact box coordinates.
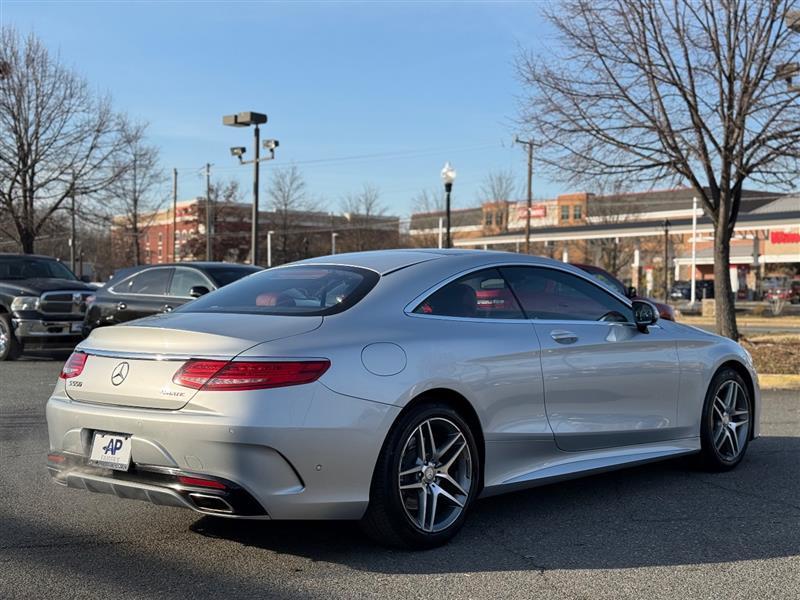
[46,382,400,520]
[12,317,83,348]
[47,452,267,518]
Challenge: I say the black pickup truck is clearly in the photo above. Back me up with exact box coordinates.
[0,254,96,360]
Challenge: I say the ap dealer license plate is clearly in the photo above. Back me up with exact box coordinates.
[89,432,132,471]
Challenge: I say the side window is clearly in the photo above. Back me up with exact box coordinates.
[501,266,633,322]
[127,268,172,296]
[413,268,525,319]
[169,268,212,297]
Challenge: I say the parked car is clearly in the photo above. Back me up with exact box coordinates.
[82,262,262,335]
[671,280,715,301]
[763,278,800,304]
[571,263,676,321]
[47,250,758,549]
[0,254,96,360]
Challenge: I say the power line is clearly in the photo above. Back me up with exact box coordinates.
[169,141,503,172]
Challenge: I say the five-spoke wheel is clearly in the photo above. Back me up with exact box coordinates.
[361,403,479,549]
[700,368,753,470]
[397,417,472,533]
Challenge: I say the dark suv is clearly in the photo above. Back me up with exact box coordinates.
[83,262,262,335]
[0,254,96,360]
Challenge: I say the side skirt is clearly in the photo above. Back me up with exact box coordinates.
[480,438,700,498]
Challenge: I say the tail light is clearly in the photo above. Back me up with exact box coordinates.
[60,352,88,379]
[172,359,330,391]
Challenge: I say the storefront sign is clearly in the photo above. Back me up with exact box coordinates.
[770,230,800,244]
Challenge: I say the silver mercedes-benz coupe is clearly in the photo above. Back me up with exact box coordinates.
[46,250,759,548]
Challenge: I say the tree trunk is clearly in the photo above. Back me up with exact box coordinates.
[713,223,739,340]
[20,229,35,254]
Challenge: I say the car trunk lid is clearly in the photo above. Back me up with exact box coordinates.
[65,313,322,409]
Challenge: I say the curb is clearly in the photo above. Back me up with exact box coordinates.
[758,374,800,391]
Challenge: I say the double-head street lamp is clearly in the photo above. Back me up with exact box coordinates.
[222,111,279,266]
[440,162,456,248]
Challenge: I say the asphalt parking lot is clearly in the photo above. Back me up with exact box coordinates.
[1,357,799,600]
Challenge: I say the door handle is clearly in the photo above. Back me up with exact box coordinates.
[116,302,127,311]
[550,329,578,344]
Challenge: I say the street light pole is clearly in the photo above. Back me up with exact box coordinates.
[222,111,275,267]
[252,125,261,266]
[440,162,457,249]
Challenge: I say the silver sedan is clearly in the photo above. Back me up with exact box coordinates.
[46,250,759,548]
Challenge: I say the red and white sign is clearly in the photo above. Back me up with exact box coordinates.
[770,230,800,244]
[517,204,547,219]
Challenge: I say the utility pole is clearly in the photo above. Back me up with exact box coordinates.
[205,163,212,261]
[515,137,534,254]
[172,168,178,261]
[69,173,76,273]
[663,219,671,302]
[132,156,140,266]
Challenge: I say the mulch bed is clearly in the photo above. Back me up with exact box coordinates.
[740,335,800,375]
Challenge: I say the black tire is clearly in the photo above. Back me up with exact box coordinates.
[361,402,481,549]
[698,367,752,471]
[0,314,22,361]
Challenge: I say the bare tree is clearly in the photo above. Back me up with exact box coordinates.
[412,188,445,214]
[105,122,165,266]
[478,169,517,202]
[517,0,800,339]
[585,183,641,278]
[0,28,128,254]
[341,184,394,252]
[266,165,311,264]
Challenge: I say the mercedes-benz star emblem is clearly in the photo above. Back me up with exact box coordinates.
[110,362,130,386]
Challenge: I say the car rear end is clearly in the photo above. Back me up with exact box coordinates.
[45,263,402,520]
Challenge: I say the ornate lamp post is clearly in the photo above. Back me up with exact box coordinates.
[440,162,457,248]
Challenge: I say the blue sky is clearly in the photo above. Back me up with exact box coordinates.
[1,0,562,217]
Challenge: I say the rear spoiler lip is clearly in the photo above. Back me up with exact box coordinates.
[75,347,235,362]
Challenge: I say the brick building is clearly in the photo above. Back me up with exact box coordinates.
[111,197,400,268]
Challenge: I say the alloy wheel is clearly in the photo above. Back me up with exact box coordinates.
[711,380,750,461]
[398,417,473,533]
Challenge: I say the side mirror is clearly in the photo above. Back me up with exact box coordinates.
[632,299,658,333]
[626,286,637,298]
[80,275,92,283]
[189,285,210,298]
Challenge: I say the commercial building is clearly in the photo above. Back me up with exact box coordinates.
[409,187,799,298]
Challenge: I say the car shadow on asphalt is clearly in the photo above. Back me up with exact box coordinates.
[189,436,800,572]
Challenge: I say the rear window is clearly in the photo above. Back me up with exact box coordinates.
[204,265,262,287]
[176,265,379,316]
